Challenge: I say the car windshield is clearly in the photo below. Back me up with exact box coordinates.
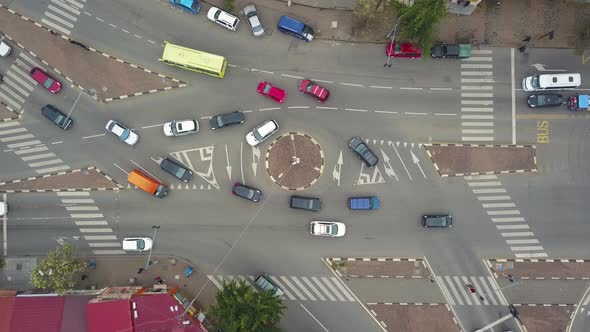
[43,78,55,89]
[303,26,314,35]
[305,82,314,92]
[175,168,186,178]
[119,127,130,140]
[354,143,368,154]
[329,224,338,235]
[176,122,184,132]
[531,75,540,89]
[136,239,145,250]
[55,114,65,124]
[214,9,221,19]
[216,116,225,127]
[394,44,402,53]
[263,84,271,94]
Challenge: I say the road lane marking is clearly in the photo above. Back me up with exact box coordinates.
[462,71,493,76]
[28,159,63,167]
[430,87,453,91]
[462,129,494,134]
[511,47,516,144]
[141,124,164,129]
[461,85,493,90]
[462,57,493,61]
[301,277,326,301]
[279,276,306,300]
[292,277,316,301]
[434,113,456,116]
[515,252,548,258]
[269,276,296,300]
[20,152,55,161]
[92,249,126,255]
[461,114,494,119]
[66,206,99,211]
[345,108,368,112]
[0,134,34,142]
[83,235,118,240]
[501,232,534,237]
[478,195,511,201]
[510,246,545,251]
[461,78,495,83]
[79,228,113,233]
[482,203,515,208]
[468,181,502,187]
[491,217,525,222]
[316,107,338,110]
[464,175,497,180]
[134,34,142,39]
[288,106,310,109]
[400,87,423,90]
[462,107,493,112]
[332,277,355,301]
[70,213,104,218]
[82,133,105,139]
[299,303,329,332]
[207,275,223,289]
[497,225,530,230]
[75,221,108,226]
[486,210,521,215]
[87,242,120,247]
[112,163,128,175]
[375,110,398,114]
[12,143,45,151]
[462,100,493,105]
[258,107,280,111]
[369,85,392,89]
[312,277,336,301]
[461,93,494,98]
[461,121,494,126]
[405,112,427,115]
[321,277,346,301]
[438,276,457,305]
[56,192,90,197]
[340,83,364,87]
[461,64,493,69]
[312,79,333,84]
[35,165,70,174]
[282,74,304,79]
[506,239,540,244]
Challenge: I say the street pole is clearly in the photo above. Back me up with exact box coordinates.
[145,225,160,269]
[384,23,398,67]
[480,279,522,298]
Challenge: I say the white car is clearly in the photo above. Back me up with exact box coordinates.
[163,119,198,137]
[105,120,139,145]
[0,41,11,57]
[122,237,153,252]
[243,4,264,37]
[207,7,239,31]
[0,201,7,217]
[310,221,346,237]
[245,120,278,147]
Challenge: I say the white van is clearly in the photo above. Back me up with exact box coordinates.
[522,73,581,92]
[0,202,7,217]
[245,120,279,146]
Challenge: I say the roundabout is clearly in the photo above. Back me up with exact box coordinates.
[265,132,325,190]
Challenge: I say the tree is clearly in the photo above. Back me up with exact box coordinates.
[208,279,286,332]
[30,244,86,295]
[222,0,235,13]
[389,0,447,57]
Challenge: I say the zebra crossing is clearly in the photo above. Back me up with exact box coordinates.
[41,0,87,36]
[460,49,494,142]
[0,51,44,112]
[0,121,70,174]
[466,174,548,258]
[56,191,124,255]
[436,275,508,306]
[207,274,356,302]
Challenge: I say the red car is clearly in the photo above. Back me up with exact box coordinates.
[385,42,422,58]
[257,81,286,103]
[30,67,62,93]
[298,79,329,103]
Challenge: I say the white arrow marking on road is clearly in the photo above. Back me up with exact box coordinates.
[411,150,427,179]
[530,63,566,72]
[389,141,412,181]
[380,149,398,181]
[251,146,260,177]
[332,150,343,186]
[224,144,232,181]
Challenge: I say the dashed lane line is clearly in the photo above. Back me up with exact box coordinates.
[345,108,368,112]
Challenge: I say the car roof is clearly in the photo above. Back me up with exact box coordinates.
[258,120,277,135]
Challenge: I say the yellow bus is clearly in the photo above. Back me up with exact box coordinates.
[159,42,227,78]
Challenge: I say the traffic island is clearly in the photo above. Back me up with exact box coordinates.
[0,167,121,192]
[265,132,324,190]
[514,304,574,332]
[327,257,430,279]
[0,102,20,122]
[423,144,537,177]
[0,5,186,102]
[368,303,460,332]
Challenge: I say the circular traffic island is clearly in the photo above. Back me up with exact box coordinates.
[265,132,325,190]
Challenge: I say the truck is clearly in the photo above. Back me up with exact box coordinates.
[568,94,589,111]
[430,43,471,59]
[348,196,380,210]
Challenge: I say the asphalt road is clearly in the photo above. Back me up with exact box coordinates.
[2,0,590,331]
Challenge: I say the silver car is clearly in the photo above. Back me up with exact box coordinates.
[243,4,264,37]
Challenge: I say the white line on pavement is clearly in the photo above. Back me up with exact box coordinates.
[374,110,398,114]
[405,112,427,115]
[434,113,456,116]
[316,107,338,110]
[430,87,453,91]
[281,74,304,79]
[340,83,364,87]
[88,242,121,247]
[478,195,512,201]
[258,107,280,111]
[79,228,113,233]
[35,165,70,174]
[501,232,534,237]
[511,47,516,144]
[491,217,525,222]
[299,303,329,332]
[141,124,164,129]
[482,203,516,208]
[113,163,128,175]
[288,106,310,109]
[83,235,118,240]
[510,246,545,251]
[464,175,497,180]
[487,210,521,215]
[312,79,333,84]
[400,87,423,90]
[369,85,392,89]
[468,181,502,187]
[82,133,105,139]
[506,239,540,244]
[515,252,548,258]
[70,213,104,218]
[345,108,368,112]
[496,225,530,230]
[56,192,90,197]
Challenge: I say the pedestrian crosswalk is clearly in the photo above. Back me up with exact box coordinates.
[0,122,70,174]
[207,274,356,302]
[436,275,507,306]
[460,49,495,142]
[56,191,124,255]
[41,0,87,36]
[465,175,548,258]
[0,52,43,112]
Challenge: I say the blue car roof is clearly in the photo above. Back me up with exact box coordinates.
[580,95,589,108]
[180,0,193,6]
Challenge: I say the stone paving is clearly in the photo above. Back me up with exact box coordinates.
[0,167,121,192]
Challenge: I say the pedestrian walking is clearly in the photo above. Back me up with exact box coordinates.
[81,274,88,280]
[137,268,144,274]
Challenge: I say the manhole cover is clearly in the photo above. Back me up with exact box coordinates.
[265,132,324,190]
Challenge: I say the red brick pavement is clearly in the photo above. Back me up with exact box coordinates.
[369,304,460,332]
[0,167,121,192]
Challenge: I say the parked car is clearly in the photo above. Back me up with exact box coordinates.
[349,138,378,167]
[430,43,471,59]
[207,7,239,31]
[105,120,139,145]
[527,94,564,108]
[232,182,262,202]
[423,215,453,228]
[310,221,346,237]
[0,40,12,57]
[298,79,329,102]
[0,201,6,217]
[41,105,73,130]
[30,67,61,93]
[169,0,201,14]
[245,120,279,146]
[385,42,422,58]
[209,111,245,130]
[160,157,193,182]
[254,274,284,297]
[289,196,321,212]
[163,119,198,136]
[257,81,286,103]
[122,237,153,252]
[243,4,264,37]
[348,196,379,210]
[277,15,314,42]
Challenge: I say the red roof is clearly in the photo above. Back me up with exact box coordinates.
[10,296,64,332]
[132,294,204,332]
[86,299,133,332]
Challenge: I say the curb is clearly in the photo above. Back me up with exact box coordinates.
[347,275,426,279]
[488,258,590,263]
[265,132,324,191]
[367,302,444,305]
[0,166,123,193]
[513,303,576,307]
[422,143,538,178]
[0,5,187,103]
[328,257,423,262]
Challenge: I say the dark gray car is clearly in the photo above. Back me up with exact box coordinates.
[289,196,321,211]
[41,105,73,130]
[349,138,378,167]
[423,215,453,228]
[232,182,262,202]
[160,157,193,182]
[209,111,245,130]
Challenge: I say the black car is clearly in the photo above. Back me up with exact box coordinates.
[527,94,564,108]
[423,215,453,228]
[209,111,245,130]
[289,196,321,211]
[349,138,378,167]
[160,157,193,182]
[41,105,72,130]
[232,182,262,202]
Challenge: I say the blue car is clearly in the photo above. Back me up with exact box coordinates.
[170,0,201,14]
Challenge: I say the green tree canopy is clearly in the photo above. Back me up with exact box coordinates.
[30,244,86,295]
[390,0,447,57]
[208,279,286,332]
